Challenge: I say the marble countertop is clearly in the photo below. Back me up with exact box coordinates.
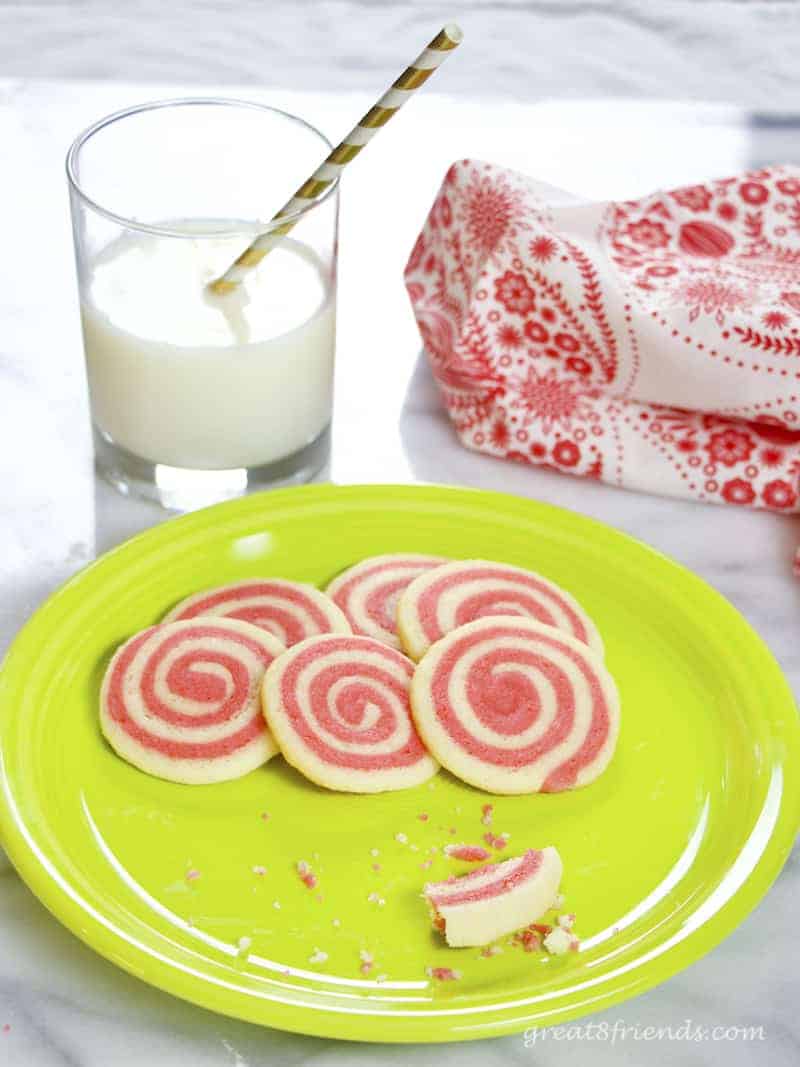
[1,73,799,1065]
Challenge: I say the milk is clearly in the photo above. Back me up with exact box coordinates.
[81,223,336,470]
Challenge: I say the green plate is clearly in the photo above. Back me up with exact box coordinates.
[0,484,798,1043]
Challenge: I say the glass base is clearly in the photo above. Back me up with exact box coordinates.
[93,425,331,511]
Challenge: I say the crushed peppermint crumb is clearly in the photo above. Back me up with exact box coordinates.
[420,859,433,870]
[558,913,576,931]
[480,803,494,826]
[480,945,503,957]
[296,860,318,889]
[543,927,576,956]
[273,900,281,909]
[367,891,380,903]
[483,831,509,850]
[1,1024,9,1034]
[252,865,267,877]
[378,897,386,907]
[409,844,419,852]
[444,843,492,862]
[418,812,429,821]
[185,868,201,882]
[395,832,408,844]
[429,845,439,854]
[370,848,380,857]
[309,948,329,964]
[332,918,341,928]
[375,973,388,983]
[426,966,462,981]
[237,936,252,955]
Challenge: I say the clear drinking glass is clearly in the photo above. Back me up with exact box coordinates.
[67,99,338,510]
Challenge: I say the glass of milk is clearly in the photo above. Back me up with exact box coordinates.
[67,99,338,509]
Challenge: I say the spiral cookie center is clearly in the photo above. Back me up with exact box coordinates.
[277,637,426,770]
[465,655,545,735]
[314,669,398,742]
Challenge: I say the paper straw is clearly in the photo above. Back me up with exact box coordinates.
[209,23,463,295]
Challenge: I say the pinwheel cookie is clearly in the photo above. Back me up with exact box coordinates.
[262,633,438,792]
[425,847,563,947]
[397,559,603,661]
[164,578,350,646]
[410,616,619,794]
[326,554,447,650]
[100,617,285,784]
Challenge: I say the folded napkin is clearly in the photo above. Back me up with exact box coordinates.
[405,161,800,559]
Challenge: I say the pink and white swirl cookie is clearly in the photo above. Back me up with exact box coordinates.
[410,616,619,794]
[262,634,438,792]
[325,554,448,650]
[100,618,285,784]
[397,559,603,660]
[163,579,351,647]
[425,847,563,947]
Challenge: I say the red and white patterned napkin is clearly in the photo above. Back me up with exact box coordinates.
[405,160,800,570]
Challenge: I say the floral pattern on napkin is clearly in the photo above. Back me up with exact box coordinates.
[405,160,800,514]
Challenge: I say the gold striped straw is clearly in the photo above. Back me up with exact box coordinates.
[209,23,463,295]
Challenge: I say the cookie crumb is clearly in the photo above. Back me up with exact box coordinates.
[426,966,462,981]
[543,926,576,955]
[296,860,318,889]
[444,844,492,862]
[359,949,374,975]
[252,865,267,877]
[395,832,408,845]
[418,812,429,822]
[309,948,328,964]
[515,927,541,952]
[185,868,201,882]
